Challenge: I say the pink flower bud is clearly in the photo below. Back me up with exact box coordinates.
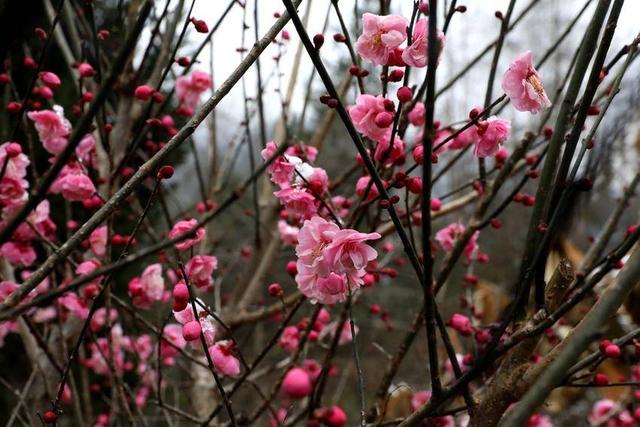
[593,373,609,386]
[182,321,202,341]
[23,57,36,69]
[412,144,424,164]
[495,147,508,162]
[39,71,61,89]
[38,86,54,99]
[374,112,394,128]
[407,177,422,194]
[35,27,47,40]
[134,85,154,101]
[333,33,346,43]
[448,313,473,336]
[322,406,347,427]
[5,143,22,157]
[286,260,297,276]
[78,62,96,78]
[604,344,621,358]
[5,102,21,114]
[282,367,313,398]
[82,91,94,103]
[173,283,189,306]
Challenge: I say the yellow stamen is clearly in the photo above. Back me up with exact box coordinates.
[527,72,545,95]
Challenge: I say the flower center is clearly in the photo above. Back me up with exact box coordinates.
[312,242,328,258]
[372,32,383,48]
[526,71,544,95]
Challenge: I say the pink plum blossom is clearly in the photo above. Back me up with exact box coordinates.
[278,220,299,246]
[208,341,240,377]
[408,102,425,126]
[588,399,633,426]
[176,70,212,110]
[402,19,445,68]
[168,219,206,251]
[274,186,318,220]
[349,94,392,141]
[0,176,28,208]
[50,163,96,201]
[185,255,217,288]
[473,117,511,158]
[76,134,96,166]
[159,324,186,365]
[90,308,118,332]
[287,145,318,162]
[356,13,408,65]
[279,325,300,353]
[374,134,405,164]
[435,222,479,262]
[502,51,551,113]
[128,264,164,309]
[59,292,89,319]
[295,216,379,304]
[355,176,381,201]
[0,142,30,180]
[447,126,479,150]
[261,141,296,187]
[89,226,108,257]
[27,107,71,155]
[0,241,36,266]
[173,301,217,346]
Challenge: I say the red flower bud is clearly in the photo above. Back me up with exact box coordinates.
[397,86,413,103]
[313,34,325,49]
[268,283,284,297]
[43,411,57,423]
[134,85,154,101]
[191,18,209,33]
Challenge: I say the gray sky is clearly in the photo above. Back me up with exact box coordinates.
[151,0,640,208]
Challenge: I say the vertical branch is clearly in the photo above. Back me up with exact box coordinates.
[347,286,367,426]
[421,0,443,398]
[514,0,611,314]
[179,263,237,426]
[240,2,261,248]
[254,0,267,149]
[478,0,517,184]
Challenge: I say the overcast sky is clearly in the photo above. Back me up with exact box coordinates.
[149,0,640,209]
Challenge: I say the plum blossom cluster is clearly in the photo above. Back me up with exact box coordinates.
[295,216,380,305]
[349,13,550,168]
[435,222,488,264]
[261,141,328,222]
[355,13,444,68]
[0,63,219,418]
[174,70,212,116]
